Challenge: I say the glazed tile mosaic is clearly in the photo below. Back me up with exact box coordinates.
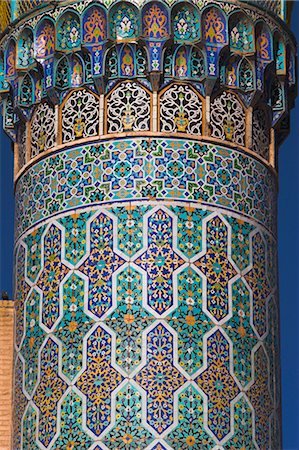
[13,202,280,449]
[15,138,277,240]
[1,0,294,447]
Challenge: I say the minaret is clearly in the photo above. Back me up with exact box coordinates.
[0,0,296,448]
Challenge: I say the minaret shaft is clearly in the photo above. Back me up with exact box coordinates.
[0,1,296,448]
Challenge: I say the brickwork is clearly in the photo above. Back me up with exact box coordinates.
[0,301,14,450]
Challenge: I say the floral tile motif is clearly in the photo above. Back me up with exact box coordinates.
[167,266,212,375]
[222,395,256,450]
[134,323,187,435]
[102,382,154,449]
[79,212,126,319]
[55,272,95,381]
[194,215,238,322]
[223,278,258,387]
[33,338,68,448]
[20,289,45,395]
[245,231,272,338]
[195,329,240,442]
[75,324,124,437]
[15,139,277,240]
[36,224,69,331]
[247,345,273,450]
[133,208,186,315]
[52,390,93,449]
[105,265,155,375]
[165,384,214,449]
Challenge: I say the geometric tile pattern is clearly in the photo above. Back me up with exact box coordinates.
[13,200,280,449]
[14,139,277,240]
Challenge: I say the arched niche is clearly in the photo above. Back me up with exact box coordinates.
[252,105,271,160]
[274,32,286,75]
[19,73,35,106]
[109,2,139,40]
[256,21,273,63]
[82,4,107,46]
[0,52,9,93]
[159,82,203,134]
[229,12,254,54]
[105,80,151,133]
[5,39,16,79]
[210,90,246,145]
[71,54,84,87]
[30,101,56,157]
[35,18,55,59]
[61,88,100,143]
[55,56,71,90]
[238,58,255,92]
[17,27,35,69]
[56,10,81,52]
[171,2,200,43]
[141,1,170,40]
[202,6,228,45]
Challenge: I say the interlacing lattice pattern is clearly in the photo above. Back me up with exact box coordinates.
[14,203,280,449]
[22,84,273,169]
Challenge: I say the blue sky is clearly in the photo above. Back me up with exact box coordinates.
[0,4,299,448]
[278,3,299,448]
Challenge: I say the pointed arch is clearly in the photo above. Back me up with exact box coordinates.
[119,44,135,77]
[189,47,205,80]
[173,45,189,78]
[256,21,273,63]
[163,46,173,77]
[252,105,271,160]
[171,2,200,43]
[30,101,56,157]
[109,2,139,40]
[210,90,246,145]
[0,52,9,93]
[238,58,255,91]
[224,55,240,88]
[55,56,71,90]
[61,88,100,143]
[82,4,107,45]
[5,39,16,79]
[159,82,203,134]
[141,2,170,40]
[270,77,285,120]
[136,46,148,76]
[17,120,27,169]
[19,73,35,106]
[35,18,55,59]
[105,80,151,133]
[274,33,286,75]
[17,27,35,69]
[229,12,254,54]
[105,46,118,78]
[71,54,84,87]
[57,10,81,52]
[82,51,93,83]
[202,6,228,45]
